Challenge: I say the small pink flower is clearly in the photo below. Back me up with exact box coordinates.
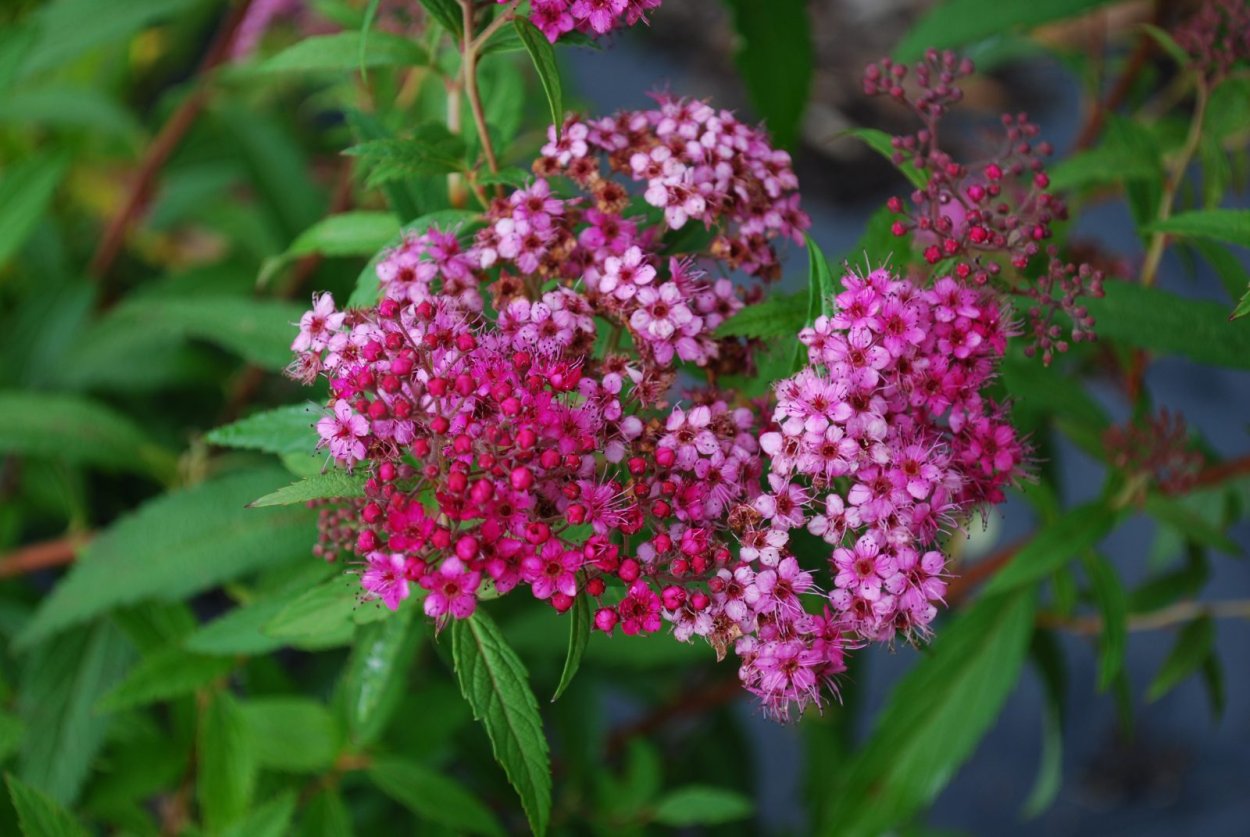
[317,400,369,464]
[420,557,481,621]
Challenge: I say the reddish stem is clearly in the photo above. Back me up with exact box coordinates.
[0,534,90,579]
[88,0,256,291]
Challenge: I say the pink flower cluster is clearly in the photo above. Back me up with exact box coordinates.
[726,266,1026,717]
[287,93,1031,722]
[536,94,810,282]
[864,50,1103,364]
[519,0,662,43]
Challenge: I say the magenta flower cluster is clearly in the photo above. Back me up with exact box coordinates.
[514,0,662,43]
[290,90,1031,720]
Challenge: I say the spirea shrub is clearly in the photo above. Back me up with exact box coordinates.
[6,1,1249,834]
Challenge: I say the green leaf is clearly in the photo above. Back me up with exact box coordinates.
[341,601,423,745]
[1129,552,1208,614]
[92,296,307,372]
[0,155,68,267]
[1022,631,1066,817]
[715,293,806,339]
[651,785,755,827]
[216,103,325,239]
[368,757,504,836]
[206,404,322,457]
[982,502,1118,595]
[514,17,563,135]
[348,209,481,307]
[551,592,589,702]
[297,788,355,837]
[219,791,297,837]
[185,597,298,656]
[249,471,367,507]
[1083,281,1250,370]
[1137,23,1193,68]
[807,235,836,320]
[1048,144,1159,192]
[450,612,551,836]
[18,622,135,805]
[723,0,812,149]
[264,576,385,644]
[1143,494,1239,554]
[0,391,175,480]
[97,648,234,713]
[197,691,256,832]
[1200,652,1225,719]
[820,587,1037,835]
[1147,616,1215,702]
[19,0,199,78]
[842,128,927,190]
[240,698,341,773]
[1189,238,1250,302]
[17,468,316,648]
[250,31,427,74]
[0,712,22,765]
[288,211,402,258]
[418,0,463,38]
[1079,552,1127,690]
[1233,285,1250,321]
[894,0,1120,62]
[1147,209,1250,247]
[5,773,87,837]
[347,127,467,187]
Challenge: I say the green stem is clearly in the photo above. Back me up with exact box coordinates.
[460,0,501,175]
[1140,79,1209,288]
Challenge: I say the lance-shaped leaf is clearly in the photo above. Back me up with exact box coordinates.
[198,691,256,832]
[982,502,1118,595]
[723,0,812,149]
[249,31,427,74]
[514,17,563,136]
[341,600,424,745]
[1084,281,1250,370]
[551,592,589,702]
[651,785,755,827]
[1147,208,1250,247]
[249,471,367,507]
[97,648,235,713]
[368,757,504,836]
[5,774,88,837]
[1147,616,1216,703]
[0,391,176,480]
[451,612,551,836]
[206,404,322,457]
[894,0,1120,62]
[17,468,316,648]
[820,587,1038,835]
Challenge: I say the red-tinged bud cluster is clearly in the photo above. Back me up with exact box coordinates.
[864,50,1104,364]
[1105,409,1207,497]
[1173,0,1250,83]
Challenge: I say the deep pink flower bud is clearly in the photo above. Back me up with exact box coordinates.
[661,586,685,609]
[617,558,640,584]
[586,578,605,597]
[510,466,534,490]
[594,607,619,633]
[525,522,550,544]
[455,535,479,561]
[551,592,574,613]
[654,447,675,468]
